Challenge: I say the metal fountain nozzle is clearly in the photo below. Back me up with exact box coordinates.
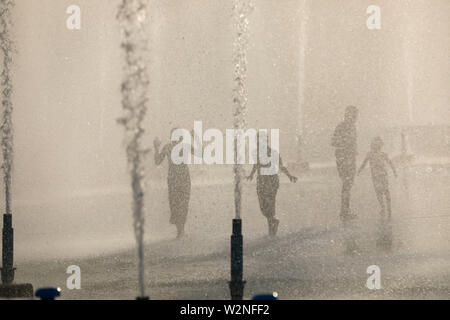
[229,218,245,300]
[1,213,15,285]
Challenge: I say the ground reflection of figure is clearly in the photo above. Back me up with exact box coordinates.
[376,219,393,251]
[332,106,359,221]
[358,137,397,219]
[246,142,297,237]
[154,131,192,239]
[343,227,359,255]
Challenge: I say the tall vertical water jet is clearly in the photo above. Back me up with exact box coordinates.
[0,0,13,218]
[400,0,415,125]
[296,0,310,170]
[230,0,252,301]
[398,1,417,194]
[0,0,15,286]
[403,42,414,125]
[0,1,33,298]
[232,0,252,220]
[117,0,150,300]
[297,0,310,140]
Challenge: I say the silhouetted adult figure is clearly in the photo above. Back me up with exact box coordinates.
[154,129,193,239]
[247,134,297,236]
[332,106,359,221]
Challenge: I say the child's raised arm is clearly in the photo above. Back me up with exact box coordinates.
[154,139,168,166]
[246,164,257,181]
[358,153,370,176]
[190,129,204,159]
[279,156,298,183]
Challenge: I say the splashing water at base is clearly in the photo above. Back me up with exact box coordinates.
[117,0,150,299]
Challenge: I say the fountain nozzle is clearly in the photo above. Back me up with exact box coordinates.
[0,213,34,298]
[1,213,15,285]
[229,219,245,300]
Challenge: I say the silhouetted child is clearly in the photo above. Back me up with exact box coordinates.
[247,133,297,237]
[358,137,397,219]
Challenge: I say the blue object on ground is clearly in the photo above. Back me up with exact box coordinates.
[35,287,61,300]
[252,292,279,300]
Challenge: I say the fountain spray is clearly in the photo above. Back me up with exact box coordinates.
[0,0,15,287]
[0,0,33,298]
[117,0,150,300]
[296,0,311,172]
[230,0,253,301]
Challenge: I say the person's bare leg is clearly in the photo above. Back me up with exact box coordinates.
[341,180,348,215]
[375,189,386,218]
[268,193,279,236]
[385,189,392,219]
[341,176,354,218]
[266,206,275,236]
[176,223,185,239]
[258,191,271,235]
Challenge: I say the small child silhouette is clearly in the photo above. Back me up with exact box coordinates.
[358,137,397,219]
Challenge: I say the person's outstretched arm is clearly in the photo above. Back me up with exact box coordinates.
[246,164,257,181]
[331,123,342,148]
[280,157,298,183]
[190,129,204,158]
[358,153,369,176]
[154,139,167,166]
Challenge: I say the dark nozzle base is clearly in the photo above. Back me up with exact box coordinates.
[2,213,14,285]
[229,280,246,301]
[1,267,15,285]
[0,283,34,299]
[230,219,245,300]
[232,218,242,235]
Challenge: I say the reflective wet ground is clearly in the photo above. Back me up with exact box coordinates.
[14,166,450,299]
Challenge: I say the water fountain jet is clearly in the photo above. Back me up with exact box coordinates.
[0,0,14,287]
[117,0,151,300]
[229,0,253,301]
[0,0,33,298]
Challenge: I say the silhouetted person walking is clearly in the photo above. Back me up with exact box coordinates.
[247,136,297,236]
[154,130,192,239]
[358,137,397,219]
[332,106,359,221]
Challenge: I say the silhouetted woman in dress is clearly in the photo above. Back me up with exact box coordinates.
[154,131,192,239]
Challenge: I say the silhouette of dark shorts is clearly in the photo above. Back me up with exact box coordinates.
[372,174,389,192]
[335,150,356,181]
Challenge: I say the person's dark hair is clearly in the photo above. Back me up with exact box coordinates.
[371,136,384,151]
[344,105,358,122]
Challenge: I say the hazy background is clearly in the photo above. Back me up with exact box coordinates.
[0,0,447,299]
[5,0,450,203]
[0,0,447,263]
[2,0,447,207]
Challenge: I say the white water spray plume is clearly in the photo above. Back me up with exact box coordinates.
[232,0,253,220]
[117,0,150,299]
[0,0,14,215]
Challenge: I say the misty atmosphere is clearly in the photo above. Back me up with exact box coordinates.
[0,0,449,300]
